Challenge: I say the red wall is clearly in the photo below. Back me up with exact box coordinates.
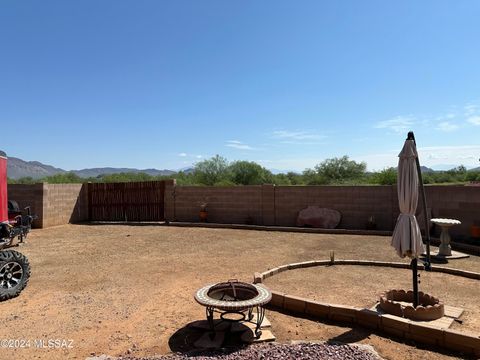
[0,155,7,223]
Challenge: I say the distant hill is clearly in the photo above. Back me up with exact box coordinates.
[420,166,435,173]
[389,165,434,173]
[177,167,195,174]
[7,157,65,179]
[73,167,175,178]
[6,155,175,180]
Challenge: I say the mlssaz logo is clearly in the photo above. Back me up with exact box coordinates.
[34,339,74,349]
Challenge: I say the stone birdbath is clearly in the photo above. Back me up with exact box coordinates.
[430,218,461,256]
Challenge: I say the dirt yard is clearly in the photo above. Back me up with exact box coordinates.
[1,224,478,360]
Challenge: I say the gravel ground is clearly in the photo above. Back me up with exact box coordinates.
[113,343,383,360]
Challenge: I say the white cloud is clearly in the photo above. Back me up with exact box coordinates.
[271,130,327,145]
[352,152,398,171]
[467,116,480,125]
[226,140,255,150]
[272,130,324,141]
[464,104,479,116]
[256,157,322,172]
[435,112,457,122]
[356,145,480,171]
[436,121,459,132]
[178,152,203,159]
[418,145,480,166]
[374,116,415,133]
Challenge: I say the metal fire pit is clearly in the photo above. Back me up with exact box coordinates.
[194,280,271,338]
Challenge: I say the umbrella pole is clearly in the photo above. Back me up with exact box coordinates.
[407,131,431,271]
[411,258,419,307]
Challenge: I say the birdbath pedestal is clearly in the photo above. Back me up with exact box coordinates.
[431,218,461,256]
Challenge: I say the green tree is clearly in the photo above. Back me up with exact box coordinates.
[8,176,36,184]
[466,171,480,182]
[271,172,303,185]
[371,167,397,185]
[228,161,273,185]
[97,172,155,183]
[302,168,328,185]
[44,172,84,183]
[193,155,229,185]
[307,156,367,184]
[172,171,195,185]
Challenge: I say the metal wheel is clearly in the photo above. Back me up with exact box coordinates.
[0,261,23,289]
[0,250,30,301]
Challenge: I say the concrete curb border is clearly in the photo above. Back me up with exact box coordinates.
[167,222,480,255]
[254,259,480,356]
[168,222,392,236]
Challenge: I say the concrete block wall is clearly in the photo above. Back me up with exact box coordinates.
[167,185,397,230]
[173,185,263,224]
[167,184,480,237]
[425,186,480,237]
[7,183,45,228]
[42,184,88,228]
[6,182,480,236]
[8,183,88,228]
[274,185,395,230]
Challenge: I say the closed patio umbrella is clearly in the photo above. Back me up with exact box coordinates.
[391,139,425,258]
[391,132,430,307]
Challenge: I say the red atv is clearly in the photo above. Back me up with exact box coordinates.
[0,150,32,301]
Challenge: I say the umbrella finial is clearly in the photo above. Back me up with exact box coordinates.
[407,131,415,141]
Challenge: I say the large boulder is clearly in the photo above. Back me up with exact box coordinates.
[296,206,341,229]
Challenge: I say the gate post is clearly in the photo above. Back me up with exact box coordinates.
[164,179,176,223]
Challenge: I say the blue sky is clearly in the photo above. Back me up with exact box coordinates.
[1,1,480,172]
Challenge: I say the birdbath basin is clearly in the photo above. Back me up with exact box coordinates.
[431,218,461,256]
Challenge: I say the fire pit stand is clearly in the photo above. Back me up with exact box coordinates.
[195,280,271,338]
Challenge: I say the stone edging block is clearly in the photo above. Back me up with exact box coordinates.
[270,290,285,308]
[284,295,307,313]
[305,301,330,319]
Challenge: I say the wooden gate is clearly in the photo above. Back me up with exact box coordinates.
[88,181,165,221]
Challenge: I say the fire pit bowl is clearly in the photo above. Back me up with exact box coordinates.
[195,280,271,338]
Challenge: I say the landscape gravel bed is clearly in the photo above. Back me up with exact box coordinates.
[117,342,382,360]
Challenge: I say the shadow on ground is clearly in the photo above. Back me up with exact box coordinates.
[327,328,372,344]
[168,319,254,355]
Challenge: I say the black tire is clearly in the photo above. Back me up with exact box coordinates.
[0,250,30,301]
[8,200,20,212]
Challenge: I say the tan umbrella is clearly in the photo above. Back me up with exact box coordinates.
[391,138,425,258]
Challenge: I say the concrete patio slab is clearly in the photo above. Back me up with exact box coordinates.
[240,328,276,343]
[430,250,470,260]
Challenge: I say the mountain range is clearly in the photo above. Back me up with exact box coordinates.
[4,155,479,180]
[7,157,176,179]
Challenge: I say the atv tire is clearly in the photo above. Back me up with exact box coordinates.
[0,250,30,301]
